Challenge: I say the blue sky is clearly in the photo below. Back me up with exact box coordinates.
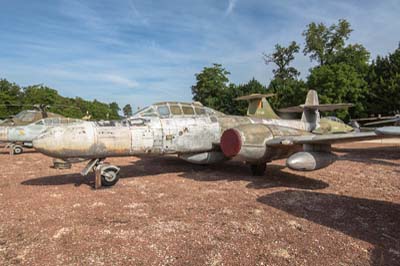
[1,0,399,110]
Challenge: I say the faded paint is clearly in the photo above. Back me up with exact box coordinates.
[33,102,312,161]
[31,93,400,182]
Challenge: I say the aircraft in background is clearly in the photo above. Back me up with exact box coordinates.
[0,104,65,126]
[0,117,82,155]
[31,90,399,188]
[351,114,400,129]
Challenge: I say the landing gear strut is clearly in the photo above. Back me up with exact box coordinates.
[6,143,24,155]
[250,163,266,176]
[81,158,120,189]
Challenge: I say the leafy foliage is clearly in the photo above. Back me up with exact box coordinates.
[268,78,308,109]
[123,104,133,117]
[191,64,268,115]
[303,19,352,66]
[224,79,269,115]
[192,19,399,120]
[0,79,120,120]
[307,63,368,119]
[264,41,307,109]
[263,41,300,79]
[366,45,400,115]
[191,63,231,110]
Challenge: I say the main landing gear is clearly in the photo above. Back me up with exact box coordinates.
[5,143,24,155]
[250,163,267,176]
[81,158,120,189]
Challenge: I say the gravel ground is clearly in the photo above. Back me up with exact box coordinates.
[0,143,399,266]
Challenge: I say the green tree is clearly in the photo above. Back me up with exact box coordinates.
[263,41,300,79]
[0,79,23,118]
[122,104,133,117]
[109,102,121,120]
[307,63,368,119]
[303,19,352,66]
[268,78,307,109]
[366,45,400,115]
[0,78,123,120]
[192,63,230,110]
[264,42,307,109]
[223,79,268,115]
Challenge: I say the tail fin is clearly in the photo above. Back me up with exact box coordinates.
[235,93,279,119]
[301,90,320,127]
[278,90,353,131]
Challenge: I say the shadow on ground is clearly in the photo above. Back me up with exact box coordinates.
[333,145,400,167]
[21,156,329,190]
[258,190,400,266]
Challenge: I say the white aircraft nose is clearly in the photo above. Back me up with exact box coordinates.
[33,123,96,158]
[32,127,64,157]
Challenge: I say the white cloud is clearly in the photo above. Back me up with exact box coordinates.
[225,0,237,15]
[99,74,139,88]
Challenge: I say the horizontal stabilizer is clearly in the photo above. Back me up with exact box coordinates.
[279,103,354,113]
[235,93,275,101]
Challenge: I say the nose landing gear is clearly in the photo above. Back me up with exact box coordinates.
[5,143,24,155]
[81,158,120,189]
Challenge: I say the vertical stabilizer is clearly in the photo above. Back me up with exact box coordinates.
[235,94,279,119]
[301,90,320,130]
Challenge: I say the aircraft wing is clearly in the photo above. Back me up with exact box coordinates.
[279,103,354,113]
[265,127,399,146]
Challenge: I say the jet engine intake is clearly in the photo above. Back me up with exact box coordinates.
[286,151,337,171]
[220,124,273,163]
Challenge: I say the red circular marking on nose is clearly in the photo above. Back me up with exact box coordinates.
[220,129,242,157]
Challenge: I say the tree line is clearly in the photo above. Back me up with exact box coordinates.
[192,19,400,120]
[0,79,121,120]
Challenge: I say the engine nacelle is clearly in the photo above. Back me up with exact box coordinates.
[179,151,226,164]
[220,124,273,163]
[220,124,304,163]
[286,151,337,171]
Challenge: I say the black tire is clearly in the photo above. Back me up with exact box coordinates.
[100,167,120,186]
[13,145,23,155]
[250,163,266,176]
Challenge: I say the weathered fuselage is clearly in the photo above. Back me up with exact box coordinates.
[33,102,309,163]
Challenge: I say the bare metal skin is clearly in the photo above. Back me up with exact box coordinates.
[32,91,399,187]
[33,107,306,160]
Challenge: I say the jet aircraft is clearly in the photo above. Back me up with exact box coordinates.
[32,90,399,187]
[0,117,81,154]
[0,104,64,126]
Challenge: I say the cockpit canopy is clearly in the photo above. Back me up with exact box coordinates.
[325,116,344,124]
[132,102,224,118]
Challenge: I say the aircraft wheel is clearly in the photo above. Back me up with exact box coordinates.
[100,166,120,186]
[250,163,266,176]
[12,145,24,155]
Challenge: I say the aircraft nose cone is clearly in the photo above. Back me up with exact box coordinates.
[0,127,8,142]
[33,122,96,158]
[33,127,63,157]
